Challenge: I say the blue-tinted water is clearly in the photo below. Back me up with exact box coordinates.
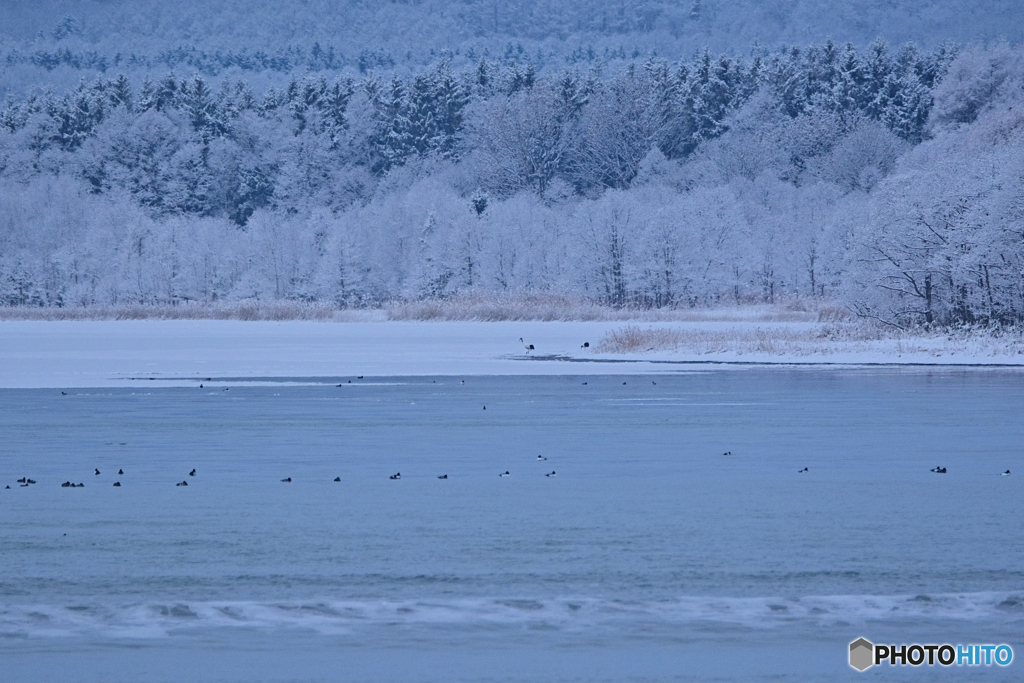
[2,370,1022,681]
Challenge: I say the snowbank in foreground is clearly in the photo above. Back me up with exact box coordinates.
[1,319,1022,388]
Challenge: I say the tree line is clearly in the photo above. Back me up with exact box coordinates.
[1,40,1022,327]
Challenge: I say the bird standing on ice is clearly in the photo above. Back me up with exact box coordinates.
[519,338,534,353]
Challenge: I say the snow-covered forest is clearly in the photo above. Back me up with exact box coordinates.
[1,4,1023,326]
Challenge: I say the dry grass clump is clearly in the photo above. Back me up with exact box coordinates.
[596,321,1024,358]
[596,325,817,355]
[385,293,635,321]
[596,322,889,356]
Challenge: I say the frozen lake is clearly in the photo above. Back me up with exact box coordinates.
[2,370,1023,681]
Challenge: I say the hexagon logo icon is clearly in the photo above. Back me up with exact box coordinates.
[849,637,874,671]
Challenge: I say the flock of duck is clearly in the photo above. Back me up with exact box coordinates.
[7,454,565,489]
[7,345,1015,489]
[9,453,1010,490]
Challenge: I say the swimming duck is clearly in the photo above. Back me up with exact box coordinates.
[546,471,556,477]
[537,455,547,461]
[176,481,187,486]
[499,471,510,477]
[94,469,100,476]
[189,469,196,477]
[113,482,121,487]
[281,477,292,482]
[1002,470,1011,475]
[334,477,341,482]
[438,474,447,479]
[118,469,123,475]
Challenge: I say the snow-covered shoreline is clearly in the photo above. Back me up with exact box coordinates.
[2,319,1023,389]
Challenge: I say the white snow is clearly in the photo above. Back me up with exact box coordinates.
[2,319,1023,388]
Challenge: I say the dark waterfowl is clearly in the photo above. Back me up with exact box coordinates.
[438,474,447,479]
[118,469,123,475]
[389,473,401,480]
[1002,470,1011,475]
[189,469,196,477]
[581,342,589,348]
[537,455,547,461]
[113,482,121,487]
[176,481,187,486]
[499,471,510,477]
[94,469,100,475]
[334,477,341,482]
[26,479,35,484]
[546,471,556,477]
[281,477,291,482]
[17,477,25,483]
[62,481,71,487]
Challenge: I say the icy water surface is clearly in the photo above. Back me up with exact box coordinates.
[2,370,1023,682]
